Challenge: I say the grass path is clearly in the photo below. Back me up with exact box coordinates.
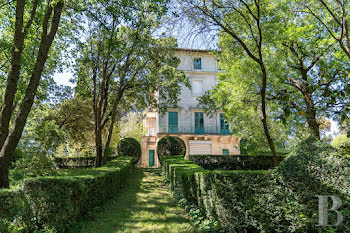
[80,168,197,233]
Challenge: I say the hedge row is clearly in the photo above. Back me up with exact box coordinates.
[188,154,286,170]
[53,155,117,168]
[161,138,350,232]
[0,157,133,232]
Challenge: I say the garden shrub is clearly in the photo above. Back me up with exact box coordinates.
[161,137,350,232]
[331,134,350,156]
[157,136,186,158]
[117,137,141,163]
[0,157,133,232]
[189,154,286,170]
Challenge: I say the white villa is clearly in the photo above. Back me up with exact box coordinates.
[140,48,240,168]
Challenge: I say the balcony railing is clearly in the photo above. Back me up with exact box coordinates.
[144,124,232,136]
[158,124,231,135]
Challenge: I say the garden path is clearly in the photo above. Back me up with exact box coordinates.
[80,168,196,233]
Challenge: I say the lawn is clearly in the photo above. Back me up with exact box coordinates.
[80,168,197,233]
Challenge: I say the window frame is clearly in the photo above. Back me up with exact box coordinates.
[193,58,202,70]
[168,111,178,133]
[220,113,230,134]
[194,112,204,134]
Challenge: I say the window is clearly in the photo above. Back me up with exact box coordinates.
[195,112,204,134]
[220,113,230,134]
[168,112,178,133]
[222,149,229,155]
[192,80,202,96]
[146,117,156,136]
[194,58,202,69]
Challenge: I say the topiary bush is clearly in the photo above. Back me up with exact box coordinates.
[331,134,350,156]
[117,138,141,163]
[157,136,186,158]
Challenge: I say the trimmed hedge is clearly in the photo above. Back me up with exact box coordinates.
[53,155,117,168]
[117,138,141,163]
[188,154,286,170]
[0,157,133,232]
[157,136,186,158]
[161,137,350,232]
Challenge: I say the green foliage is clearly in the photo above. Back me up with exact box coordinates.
[19,104,66,156]
[199,57,291,153]
[196,0,349,147]
[13,152,54,176]
[0,157,133,232]
[331,134,350,156]
[161,137,350,232]
[157,136,186,158]
[189,154,286,170]
[0,0,74,103]
[278,137,350,196]
[117,138,141,163]
[53,97,94,146]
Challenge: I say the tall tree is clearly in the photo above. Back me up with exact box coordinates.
[270,1,350,139]
[298,0,350,134]
[75,2,188,167]
[0,0,65,188]
[199,57,291,154]
[180,0,279,165]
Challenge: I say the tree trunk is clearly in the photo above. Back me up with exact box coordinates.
[0,0,26,149]
[260,65,278,166]
[95,128,103,168]
[0,153,11,188]
[0,1,64,189]
[304,95,320,139]
[102,100,120,165]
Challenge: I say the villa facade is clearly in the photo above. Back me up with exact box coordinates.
[140,48,240,168]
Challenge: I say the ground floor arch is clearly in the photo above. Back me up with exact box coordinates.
[140,133,241,168]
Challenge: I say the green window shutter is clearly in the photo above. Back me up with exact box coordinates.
[168,112,178,133]
[195,112,204,134]
[220,113,230,134]
[194,58,202,69]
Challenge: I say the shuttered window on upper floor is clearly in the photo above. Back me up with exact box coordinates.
[194,58,201,69]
